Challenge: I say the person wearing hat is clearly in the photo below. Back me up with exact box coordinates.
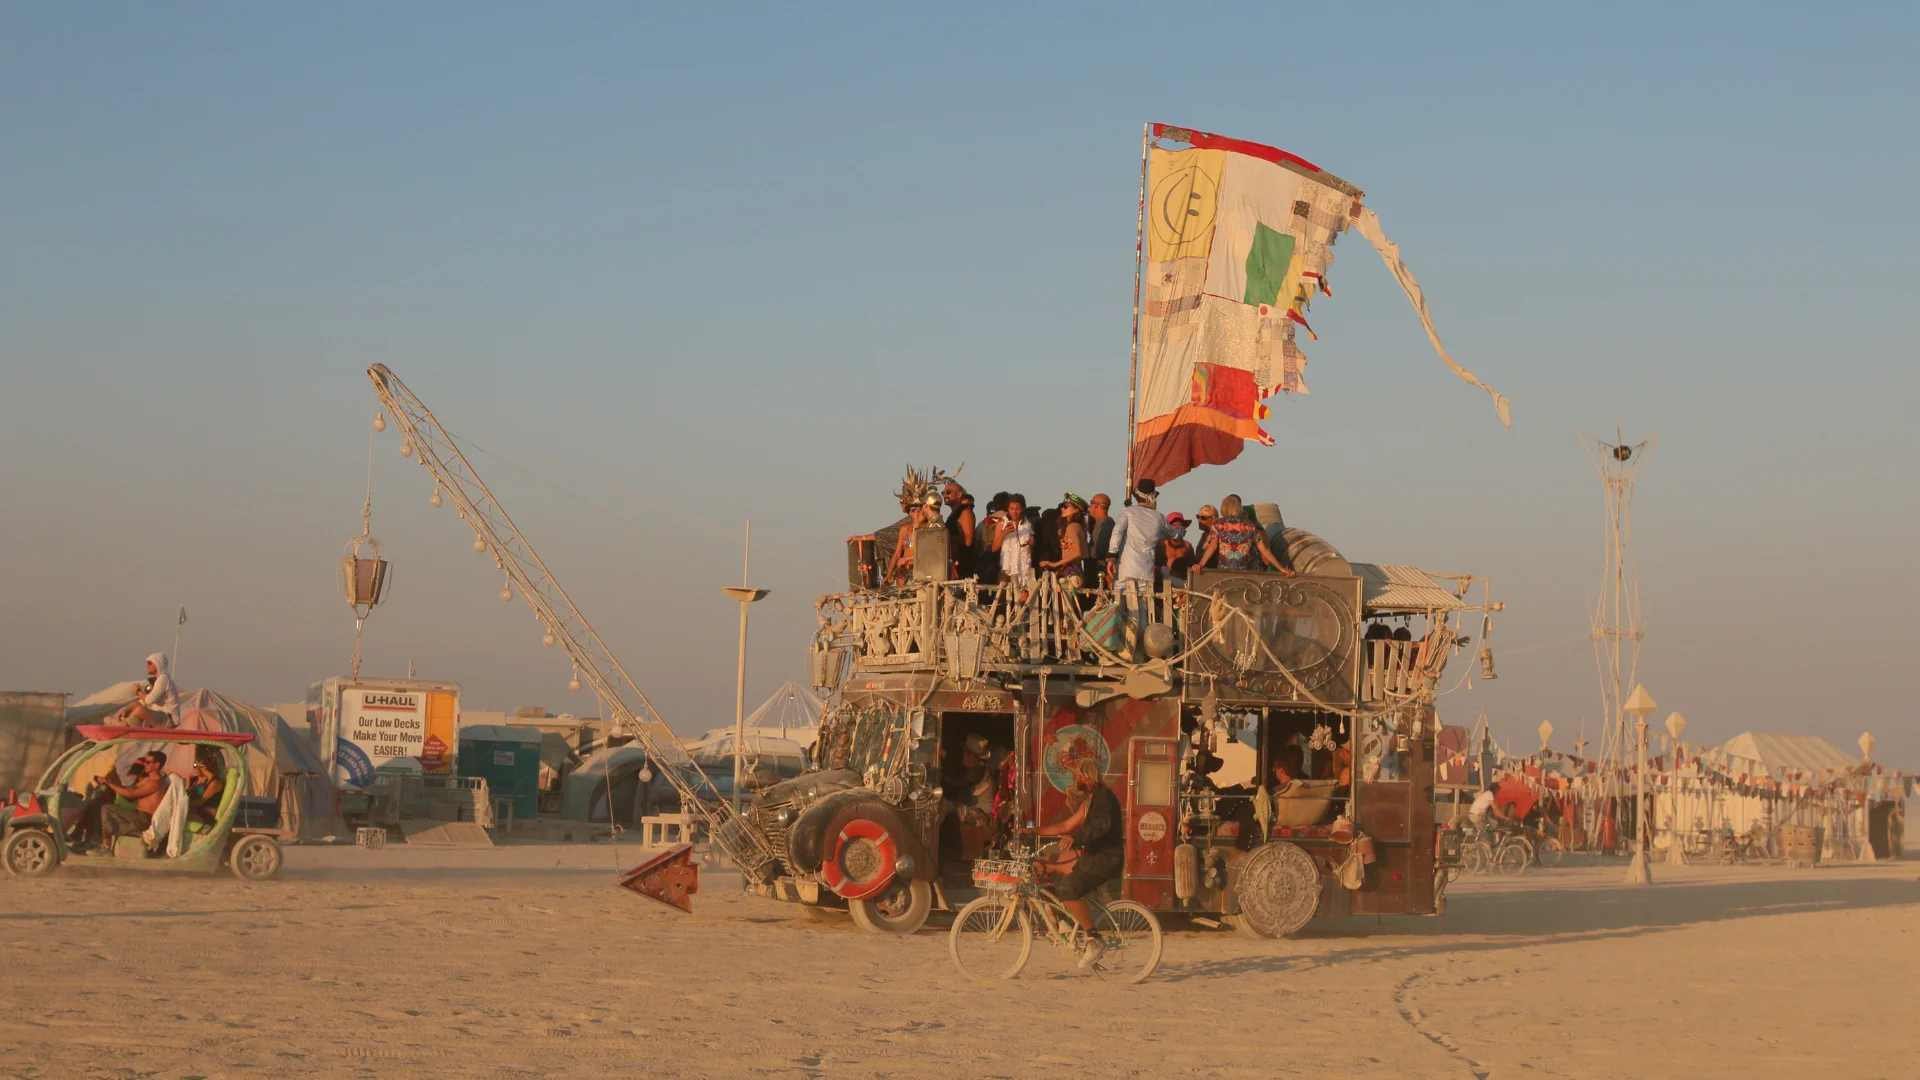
[1085,494,1116,587]
[1107,480,1169,654]
[1158,512,1197,592]
[886,496,942,584]
[1038,495,1089,589]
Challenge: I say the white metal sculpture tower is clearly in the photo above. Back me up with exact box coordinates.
[1582,428,1659,764]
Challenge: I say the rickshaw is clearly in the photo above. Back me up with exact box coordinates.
[0,725,285,881]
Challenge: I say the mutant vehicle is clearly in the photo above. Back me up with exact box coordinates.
[743,498,1499,936]
[2,725,286,881]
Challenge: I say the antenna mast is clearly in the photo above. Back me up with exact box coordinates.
[1582,427,1659,765]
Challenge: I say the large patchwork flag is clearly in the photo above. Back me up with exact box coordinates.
[1132,124,1509,487]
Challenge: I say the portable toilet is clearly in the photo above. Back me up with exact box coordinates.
[458,725,543,824]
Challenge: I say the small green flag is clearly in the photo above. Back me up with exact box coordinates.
[178,607,188,627]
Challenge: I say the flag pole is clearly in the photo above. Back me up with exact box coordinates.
[1124,122,1149,498]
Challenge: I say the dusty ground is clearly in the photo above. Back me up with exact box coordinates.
[2,843,1914,1079]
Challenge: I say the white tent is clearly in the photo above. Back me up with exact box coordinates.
[689,680,823,752]
[1656,731,1897,860]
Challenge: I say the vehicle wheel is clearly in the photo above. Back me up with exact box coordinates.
[1462,841,1493,875]
[1086,900,1164,984]
[949,895,1032,980]
[1227,913,1273,940]
[229,835,283,881]
[849,878,932,935]
[3,829,60,877]
[1537,836,1565,868]
[1495,841,1529,876]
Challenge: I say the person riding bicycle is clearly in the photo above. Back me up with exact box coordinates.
[1468,785,1517,841]
[1036,758,1124,968]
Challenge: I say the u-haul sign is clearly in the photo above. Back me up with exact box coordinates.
[343,690,428,770]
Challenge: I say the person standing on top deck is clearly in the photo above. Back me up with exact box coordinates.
[992,494,1035,598]
[1107,480,1169,653]
[1086,494,1115,587]
[1039,495,1090,589]
[943,481,977,581]
[1159,512,1196,592]
[886,498,939,584]
[1198,495,1291,574]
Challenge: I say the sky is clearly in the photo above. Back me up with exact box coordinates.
[2,3,1915,764]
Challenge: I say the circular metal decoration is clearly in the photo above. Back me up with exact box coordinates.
[1043,724,1110,792]
[1234,842,1321,938]
[1137,811,1169,844]
[1187,572,1359,704]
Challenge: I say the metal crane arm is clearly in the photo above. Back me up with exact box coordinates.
[366,364,777,880]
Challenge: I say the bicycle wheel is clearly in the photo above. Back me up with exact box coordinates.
[949,895,1033,980]
[1537,836,1564,868]
[1462,841,1493,875]
[1087,900,1164,985]
[1495,840,1530,876]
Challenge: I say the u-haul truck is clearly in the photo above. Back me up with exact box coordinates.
[306,676,461,790]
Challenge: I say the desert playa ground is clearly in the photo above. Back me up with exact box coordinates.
[2,845,1913,1080]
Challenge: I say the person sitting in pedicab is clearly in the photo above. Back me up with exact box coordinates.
[1036,758,1125,968]
[71,751,167,853]
[187,750,225,828]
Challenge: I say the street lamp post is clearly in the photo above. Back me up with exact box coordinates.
[721,521,770,814]
[1623,684,1658,885]
[1664,712,1687,866]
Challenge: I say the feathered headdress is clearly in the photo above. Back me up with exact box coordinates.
[896,463,963,512]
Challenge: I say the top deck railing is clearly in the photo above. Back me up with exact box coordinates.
[809,574,1456,704]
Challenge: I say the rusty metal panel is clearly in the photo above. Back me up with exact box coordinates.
[617,844,702,913]
[1351,844,1413,914]
[1355,781,1411,842]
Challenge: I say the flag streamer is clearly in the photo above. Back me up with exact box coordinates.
[1129,124,1509,487]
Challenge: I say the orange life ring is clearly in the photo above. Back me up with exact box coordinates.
[820,816,898,900]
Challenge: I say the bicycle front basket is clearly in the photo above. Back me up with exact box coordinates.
[971,857,1030,891]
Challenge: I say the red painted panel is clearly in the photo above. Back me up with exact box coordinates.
[1124,736,1178,900]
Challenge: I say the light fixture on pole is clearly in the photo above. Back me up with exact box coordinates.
[1623,684,1657,885]
[1858,732,1875,762]
[1664,711,1687,867]
[1537,720,1554,752]
[721,521,770,814]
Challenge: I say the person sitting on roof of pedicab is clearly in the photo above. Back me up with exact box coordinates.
[115,654,180,728]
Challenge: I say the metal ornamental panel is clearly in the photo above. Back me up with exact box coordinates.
[1183,570,1364,708]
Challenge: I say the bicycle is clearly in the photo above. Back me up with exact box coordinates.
[949,842,1164,984]
[1461,821,1532,876]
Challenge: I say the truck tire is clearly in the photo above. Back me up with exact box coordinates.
[849,878,933,935]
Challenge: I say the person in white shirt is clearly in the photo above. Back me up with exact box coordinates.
[1107,480,1170,654]
[992,493,1036,597]
[1468,786,1513,835]
[117,653,179,727]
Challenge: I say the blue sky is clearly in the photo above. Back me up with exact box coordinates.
[3,3,1915,763]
